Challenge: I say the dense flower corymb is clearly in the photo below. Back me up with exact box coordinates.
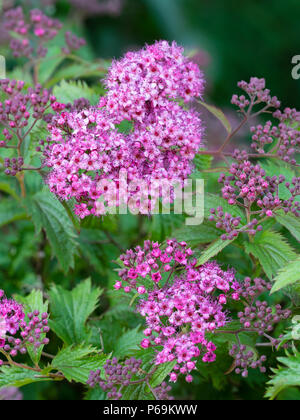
[115,240,240,382]
[0,290,50,359]
[43,41,205,219]
[0,290,24,347]
[103,40,205,123]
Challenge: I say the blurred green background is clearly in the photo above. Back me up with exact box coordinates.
[65,0,300,108]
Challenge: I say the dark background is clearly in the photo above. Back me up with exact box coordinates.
[71,0,300,109]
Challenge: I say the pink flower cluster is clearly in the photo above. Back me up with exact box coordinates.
[43,41,205,218]
[44,108,129,218]
[4,7,85,59]
[0,290,24,348]
[0,290,50,360]
[116,239,194,293]
[103,40,204,123]
[115,240,240,382]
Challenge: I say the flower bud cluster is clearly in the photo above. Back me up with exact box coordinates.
[3,7,85,59]
[216,161,299,237]
[227,277,292,377]
[231,77,280,113]
[208,207,263,240]
[87,357,172,400]
[0,79,56,150]
[250,108,300,166]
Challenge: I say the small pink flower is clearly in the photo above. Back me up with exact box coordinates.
[140,339,150,349]
[186,361,195,371]
[143,328,152,336]
[219,294,227,305]
[34,27,45,37]
[128,268,138,279]
[152,272,162,283]
[170,373,177,382]
[114,281,122,290]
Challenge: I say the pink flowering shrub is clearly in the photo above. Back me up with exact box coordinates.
[110,239,291,389]
[0,4,299,402]
[103,40,204,122]
[42,41,204,218]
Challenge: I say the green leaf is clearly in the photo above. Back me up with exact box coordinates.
[244,231,297,280]
[0,366,53,389]
[197,238,234,266]
[121,383,153,400]
[53,80,98,105]
[271,256,300,293]
[49,278,102,346]
[38,46,65,85]
[0,199,26,227]
[149,214,185,242]
[114,327,144,358]
[197,100,232,134]
[0,174,20,200]
[25,188,78,273]
[51,345,106,383]
[261,162,299,201]
[149,360,177,388]
[172,222,221,247]
[15,289,48,365]
[46,60,109,88]
[266,351,300,400]
[84,387,107,400]
[205,193,246,222]
[194,154,213,171]
[275,211,300,242]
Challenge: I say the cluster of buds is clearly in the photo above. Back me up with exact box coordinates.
[87,357,172,400]
[4,157,24,176]
[250,108,300,166]
[0,79,56,146]
[216,161,300,236]
[229,345,267,378]
[231,77,280,114]
[0,386,23,400]
[208,207,263,240]
[225,277,292,377]
[3,7,85,59]
[238,300,291,337]
[62,31,86,55]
